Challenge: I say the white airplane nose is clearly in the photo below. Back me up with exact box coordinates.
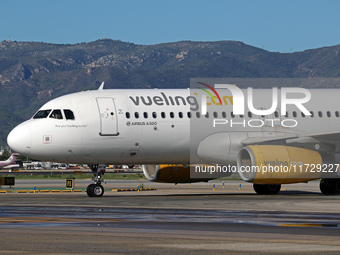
[7,124,32,156]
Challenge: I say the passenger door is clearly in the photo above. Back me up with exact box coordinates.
[96,98,119,136]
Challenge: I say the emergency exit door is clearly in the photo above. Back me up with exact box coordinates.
[96,98,119,136]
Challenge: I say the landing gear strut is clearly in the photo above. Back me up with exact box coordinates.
[86,164,104,197]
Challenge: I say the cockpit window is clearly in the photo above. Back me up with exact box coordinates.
[49,109,63,119]
[33,110,51,119]
[64,109,75,120]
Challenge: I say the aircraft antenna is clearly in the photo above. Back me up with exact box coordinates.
[98,82,105,91]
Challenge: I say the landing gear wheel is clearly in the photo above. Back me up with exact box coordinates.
[253,184,265,195]
[86,164,105,197]
[253,184,281,195]
[93,184,104,197]
[86,184,95,197]
[86,184,104,197]
[320,179,340,195]
[335,179,340,194]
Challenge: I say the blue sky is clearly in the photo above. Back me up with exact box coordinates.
[1,0,340,52]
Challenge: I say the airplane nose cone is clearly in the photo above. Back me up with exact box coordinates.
[7,124,32,156]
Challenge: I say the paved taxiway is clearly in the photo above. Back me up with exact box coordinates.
[0,180,340,254]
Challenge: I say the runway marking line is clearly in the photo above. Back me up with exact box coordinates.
[111,188,156,192]
[0,188,155,193]
[280,223,324,227]
[0,216,123,224]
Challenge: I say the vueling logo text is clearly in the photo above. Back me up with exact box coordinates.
[129,92,199,111]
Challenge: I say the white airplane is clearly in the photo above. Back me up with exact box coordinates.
[0,153,19,169]
[7,83,340,197]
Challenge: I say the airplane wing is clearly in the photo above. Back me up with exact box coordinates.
[308,131,340,141]
[241,132,340,148]
[241,135,298,146]
[240,132,340,161]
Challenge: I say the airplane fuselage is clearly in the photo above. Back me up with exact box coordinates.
[8,88,340,196]
[7,88,340,165]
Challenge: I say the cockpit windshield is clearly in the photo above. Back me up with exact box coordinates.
[49,109,63,119]
[33,110,51,119]
[32,109,75,120]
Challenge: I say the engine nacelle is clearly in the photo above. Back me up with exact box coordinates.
[237,145,332,184]
[142,164,214,183]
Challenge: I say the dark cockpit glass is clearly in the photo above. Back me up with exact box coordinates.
[33,110,52,119]
[64,109,75,120]
[49,109,63,119]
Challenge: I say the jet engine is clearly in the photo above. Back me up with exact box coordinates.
[237,145,334,185]
[237,145,340,195]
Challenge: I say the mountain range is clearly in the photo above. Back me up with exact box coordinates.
[1,38,340,146]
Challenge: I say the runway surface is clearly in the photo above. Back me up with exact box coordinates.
[0,180,340,254]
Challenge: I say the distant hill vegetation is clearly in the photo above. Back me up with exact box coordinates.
[1,39,340,146]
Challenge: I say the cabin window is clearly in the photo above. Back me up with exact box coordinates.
[152,112,157,118]
[170,112,175,118]
[125,112,130,119]
[64,110,75,120]
[33,110,51,119]
[222,112,227,118]
[293,111,297,118]
[161,112,166,118]
[49,109,63,119]
[178,112,183,118]
[318,111,323,118]
[143,112,148,118]
[327,111,331,117]
[134,112,139,119]
[213,112,218,118]
[231,112,235,118]
[205,112,209,118]
[301,112,305,118]
[336,111,340,117]
[310,111,314,117]
[249,112,253,118]
[196,112,201,118]
[187,112,192,118]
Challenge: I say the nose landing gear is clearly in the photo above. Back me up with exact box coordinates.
[86,164,105,197]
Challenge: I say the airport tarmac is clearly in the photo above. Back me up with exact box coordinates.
[0,180,340,254]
